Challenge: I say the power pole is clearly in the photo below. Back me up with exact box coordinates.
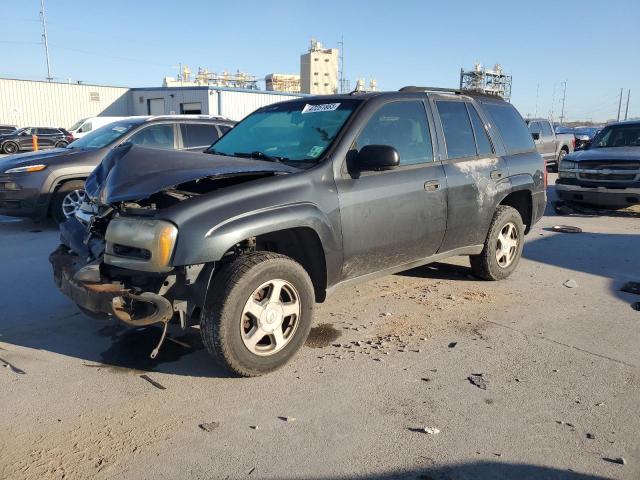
[534,83,539,117]
[624,90,631,120]
[559,80,567,124]
[617,88,623,121]
[40,0,53,81]
[338,35,345,93]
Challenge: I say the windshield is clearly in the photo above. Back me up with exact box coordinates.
[69,119,87,131]
[68,120,140,149]
[592,124,640,148]
[207,99,360,163]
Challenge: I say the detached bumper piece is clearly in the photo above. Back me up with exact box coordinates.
[49,245,175,358]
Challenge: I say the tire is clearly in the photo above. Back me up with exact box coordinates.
[55,141,68,149]
[200,252,315,377]
[2,142,18,154]
[470,205,525,281]
[553,149,568,173]
[51,180,87,224]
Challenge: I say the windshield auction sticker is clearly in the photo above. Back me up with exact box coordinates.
[302,103,341,114]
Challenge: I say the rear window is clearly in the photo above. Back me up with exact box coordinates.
[483,103,535,154]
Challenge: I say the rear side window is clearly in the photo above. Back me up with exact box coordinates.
[436,101,476,158]
[540,121,554,137]
[356,100,433,165]
[219,125,232,134]
[180,123,219,149]
[468,105,493,156]
[129,124,175,150]
[483,103,535,154]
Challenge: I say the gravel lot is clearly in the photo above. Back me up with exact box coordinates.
[1,176,639,480]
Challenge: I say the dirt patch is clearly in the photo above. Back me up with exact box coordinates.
[306,323,341,348]
[0,407,181,480]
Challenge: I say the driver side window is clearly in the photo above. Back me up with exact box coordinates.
[355,101,433,165]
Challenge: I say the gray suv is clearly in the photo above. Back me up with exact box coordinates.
[51,88,546,376]
[0,116,235,223]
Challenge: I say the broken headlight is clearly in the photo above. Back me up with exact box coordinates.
[104,217,178,272]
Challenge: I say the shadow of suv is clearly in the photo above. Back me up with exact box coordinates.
[0,115,235,223]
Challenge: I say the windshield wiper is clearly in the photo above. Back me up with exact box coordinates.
[234,151,290,163]
[206,148,234,157]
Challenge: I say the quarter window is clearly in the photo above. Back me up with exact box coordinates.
[436,101,476,158]
[355,101,433,165]
[484,102,535,154]
[129,124,175,150]
[468,105,493,156]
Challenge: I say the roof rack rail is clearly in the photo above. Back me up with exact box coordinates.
[399,86,503,99]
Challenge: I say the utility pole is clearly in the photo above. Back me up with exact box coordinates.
[559,80,567,125]
[40,0,53,81]
[617,88,623,121]
[624,90,631,120]
[534,83,539,117]
[338,35,345,93]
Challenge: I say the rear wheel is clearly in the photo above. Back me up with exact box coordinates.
[200,252,314,377]
[55,141,68,148]
[51,180,87,224]
[470,206,524,281]
[2,142,18,154]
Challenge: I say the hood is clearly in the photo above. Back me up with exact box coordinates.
[565,146,640,162]
[0,148,91,173]
[85,144,300,204]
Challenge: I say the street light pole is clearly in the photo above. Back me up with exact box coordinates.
[624,90,631,121]
[40,0,53,81]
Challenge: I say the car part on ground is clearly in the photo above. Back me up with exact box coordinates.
[49,88,546,375]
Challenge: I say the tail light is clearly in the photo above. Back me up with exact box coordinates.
[543,159,548,188]
[66,133,74,142]
[572,137,576,149]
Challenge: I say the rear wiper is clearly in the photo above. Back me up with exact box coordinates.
[234,151,290,163]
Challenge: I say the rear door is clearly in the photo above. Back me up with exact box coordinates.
[335,98,447,279]
[179,123,220,151]
[127,123,176,150]
[37,128,57,148]
[432,96,507,251]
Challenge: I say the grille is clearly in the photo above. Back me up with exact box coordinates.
[580,173,636,181]
[578,161,640,170]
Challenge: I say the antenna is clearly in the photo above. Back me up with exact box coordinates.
[40,0,53,81]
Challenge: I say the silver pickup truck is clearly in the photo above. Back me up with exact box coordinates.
[526,118,574,172]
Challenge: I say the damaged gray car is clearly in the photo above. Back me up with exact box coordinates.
[50,89,546,376]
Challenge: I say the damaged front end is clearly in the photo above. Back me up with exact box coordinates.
[50,144,296,358]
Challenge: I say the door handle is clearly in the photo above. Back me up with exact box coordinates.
[424,180,440,192]
[490,170,503,180]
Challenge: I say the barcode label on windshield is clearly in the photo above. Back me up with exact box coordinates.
[302,103,341,114]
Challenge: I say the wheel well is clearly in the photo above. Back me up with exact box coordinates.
[500,190,532,233]
[253,227,328,302]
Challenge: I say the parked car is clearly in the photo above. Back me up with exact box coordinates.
[0,127,73,154]
[0,115,235,223]
[50,87,546,376]
[526,118,575,172]
[556,120,640,207]
[68,116,128,140]
[0,124,17,136]
[573,126,601,150]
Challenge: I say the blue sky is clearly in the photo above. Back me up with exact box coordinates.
[1,0,637,122]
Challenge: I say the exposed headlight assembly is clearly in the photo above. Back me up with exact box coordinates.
[105,218,178,272]
[4,164,47,174]
[560,160,577,170]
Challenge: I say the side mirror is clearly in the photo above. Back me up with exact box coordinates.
[531,132,540,141]
[351,145,400,172]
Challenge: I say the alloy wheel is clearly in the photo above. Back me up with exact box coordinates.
[495,222,519,268]
[240,279,301,356]
[61,189,87,218]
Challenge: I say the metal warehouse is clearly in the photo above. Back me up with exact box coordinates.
[0,78,304,128]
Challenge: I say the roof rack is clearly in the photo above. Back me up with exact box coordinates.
[399,86,503,99]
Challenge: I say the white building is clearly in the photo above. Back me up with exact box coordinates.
[300,40,339,95]
[0,78,304,128]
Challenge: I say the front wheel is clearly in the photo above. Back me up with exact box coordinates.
[2,142,18,154]
[51,180,87,224]
[470,206,525,281]
[200,252,314,377]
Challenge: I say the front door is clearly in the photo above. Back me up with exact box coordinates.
[335,99,447,280]
[540,121,556,161]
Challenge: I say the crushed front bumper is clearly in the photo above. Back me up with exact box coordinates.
[555,183,640,207]
[49,245,174,325]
